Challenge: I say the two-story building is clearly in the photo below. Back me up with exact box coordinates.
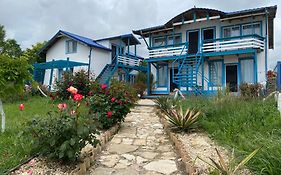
[133,6,277,95]
[35,30,145,90]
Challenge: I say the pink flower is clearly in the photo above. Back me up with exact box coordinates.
[57,103,67,111]
[73,94,84,102]
[19,104,25,111]
[111,97,116,102]
[118,101,123,105]
[107,111,113,118]
[67,86,78,94]
[101,84,107,90]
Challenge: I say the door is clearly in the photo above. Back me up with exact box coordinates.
[226,65,238,92]
[111,45,117,62]
[187,30,199,54]
[170,68,178,92]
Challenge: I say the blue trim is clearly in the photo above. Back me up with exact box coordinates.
[151,33,182,48]
[224,63,239,89]
[88,48,92,74]
[254,51,258,83]
[49,59,54,91]
[151,90,170,95]
[156,64,169,88]
[277,61,281,91]
[147,63,151,95]
[265,11,268,80]
[203,49,256,57]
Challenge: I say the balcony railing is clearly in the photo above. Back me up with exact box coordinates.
[149,43,188,59]
[117,54,140,67]
[202,34,265,53]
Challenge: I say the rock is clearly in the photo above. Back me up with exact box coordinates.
[122,138,134,145]
[157,145,173,152]
[121,154,135,161]
[90,167,114,175]
[143,160,178,175]
[99,154,119,167]
[133,139,146,146]
[136,156,148,164]
[152,124,163,129]
[137,151,158,159]
[113,167,140,175]
[160,152,177,160]
[108,144,138,154]
[111,137,122,144]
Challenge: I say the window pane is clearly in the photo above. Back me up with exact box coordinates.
[73,41,77,52]
[158,65,168,87]
[223,26,240,38]
[223,28,231,38]
[175,35,181,45]
[240,59,254,83]
[153,37,165,47]
[242,23,261,36]
[209,61,223,86]
[167,36,173,46]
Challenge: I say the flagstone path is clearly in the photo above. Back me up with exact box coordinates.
[88,99,184,175]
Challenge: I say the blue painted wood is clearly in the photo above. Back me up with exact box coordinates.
[147,63,151,95]
[49,59,55,91]
[277,62,281,90]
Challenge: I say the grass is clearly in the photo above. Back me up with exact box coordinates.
[181,96,281,175]
[0,96,56,174]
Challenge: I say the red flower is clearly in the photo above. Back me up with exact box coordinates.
[67,86,78,94]
[73,94,84,102]
[19,104,25,111]
[58,103,67,111]
[101,84,107,90]
[107,111,113,118]
[118,100,123,105]
[111,97,116,102]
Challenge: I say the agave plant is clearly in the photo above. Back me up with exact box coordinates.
[155,97,175,115]
[166,106,201,132]
[198,147,261,175]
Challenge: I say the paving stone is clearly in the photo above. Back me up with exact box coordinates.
[121,154,135,161]
[111,137,122,144]
[143,160,178,175]
[137,151,158,159]
[107,144,138,154]
[122,138,134,145]
[136,156,148,164]
[90,167,114,175]
[133,138,146,146]
[99,154,119,168]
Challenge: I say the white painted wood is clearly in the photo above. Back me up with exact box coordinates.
[149,45,187,58]
[278,93,281,114]
[117,55,139,66]
[0,99,5,133]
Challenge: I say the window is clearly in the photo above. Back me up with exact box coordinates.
[242,23,261,36]
[153,37,165,47]
[222,26,240,38]
[157,64,168,87]
[167,35,182,46]
[66,40,77,53]
[240,59,254,83]
[58,69,64,81]
[209,61,223,86]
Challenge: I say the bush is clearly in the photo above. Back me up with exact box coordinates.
[54,70,97,100]
[133,72,154,97]
[89,80,137,129]
[239,83,262,98]
[26,87,99,162]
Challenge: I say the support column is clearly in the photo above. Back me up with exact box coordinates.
[254,51,258,83]
[49,59,54,91]
[201,57,205,91]
[147,63,151,95]
[127,38,130,55]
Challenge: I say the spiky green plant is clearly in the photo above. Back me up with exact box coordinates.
[155,97,174,115]
[166,106,201,132]
[198,147,261,175]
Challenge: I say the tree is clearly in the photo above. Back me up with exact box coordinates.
[0,24,22,58]
[0,54,31,132]
[22,41,46,64]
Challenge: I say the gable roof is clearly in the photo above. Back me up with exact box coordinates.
[96,33,141,45]
[133,5,277,36]
[39,30,111,56]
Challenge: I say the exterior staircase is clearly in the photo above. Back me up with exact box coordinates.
[96,63,117,84]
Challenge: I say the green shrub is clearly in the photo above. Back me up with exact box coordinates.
[133,71,154,96]
[89,80,137,129]
[54,70,97,100]
[26,89,99,162]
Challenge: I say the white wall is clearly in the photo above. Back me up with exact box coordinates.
[90,48,111,77]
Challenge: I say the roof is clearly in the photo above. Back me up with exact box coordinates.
[96,33,141,45]
[133,5,277,36]
[33,59,88,70]
[39,30,111,56]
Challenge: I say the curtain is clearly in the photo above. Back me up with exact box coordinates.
[209,61,223,86]
[240,59,254,83]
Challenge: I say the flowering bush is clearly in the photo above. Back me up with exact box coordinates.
[266,70,277,94]
[89,80,138,129]
[54,70,98,100]
[239,83,263,98]
[26,86,99,162]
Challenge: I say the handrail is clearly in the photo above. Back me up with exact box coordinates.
[148,42,187,50]
[203,34,264,43]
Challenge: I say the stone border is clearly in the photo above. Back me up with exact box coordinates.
[155,109,198,175]
[71,124,120,175]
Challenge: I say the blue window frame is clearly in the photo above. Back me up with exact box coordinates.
[208,60,224,86]
[221,21,263,38]
[157,64,168,87]
[65,40,77,54]
[151,33,182,48]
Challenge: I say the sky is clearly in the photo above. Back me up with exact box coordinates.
[0,0,280,68]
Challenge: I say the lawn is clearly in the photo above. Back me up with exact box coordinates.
[181,96,281,175]
[0,97,57,174]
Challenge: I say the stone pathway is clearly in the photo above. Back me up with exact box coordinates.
[88,99,184,175]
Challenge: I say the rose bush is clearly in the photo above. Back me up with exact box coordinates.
[89,80,138,129]
[26,86,99,162]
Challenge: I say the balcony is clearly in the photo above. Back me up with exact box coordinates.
[117,54,140,67]
[202,34,265,54]
[148,43,188,59]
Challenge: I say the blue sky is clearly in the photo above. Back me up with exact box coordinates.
[0,0,279,68]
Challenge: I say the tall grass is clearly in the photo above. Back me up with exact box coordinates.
[181,96,281,175]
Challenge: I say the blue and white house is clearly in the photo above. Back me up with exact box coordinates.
[133,6,277,95]
[36,30,144,90]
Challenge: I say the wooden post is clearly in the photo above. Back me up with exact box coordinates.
[49,59,54,91]
[0,99,5,133]
[147,63,151,95]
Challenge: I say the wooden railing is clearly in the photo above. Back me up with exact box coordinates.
[149,43,188,58]
[202,34,265,53]
[117,54,140,67]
